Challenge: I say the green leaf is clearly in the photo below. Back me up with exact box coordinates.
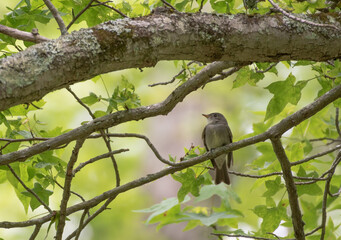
[182,212,238,226]
[263,176,284,197]
[233,67,250,88]
[80,92,100,106]
[253,204,287,233]
[134,196,190,224]
[194,184,241,208]
[22,182,53,211]
[172,168,205,202]
[264,73,308,120]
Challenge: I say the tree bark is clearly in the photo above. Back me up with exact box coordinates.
[0,10,340,111]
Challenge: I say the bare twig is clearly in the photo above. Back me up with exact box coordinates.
[75,208,89,240]
[73,148,129,174]
[255,63,277,73]
[321,152,341,240]
[29,224,42,240]
[211,233,287,240]
[228,170,282,178]
[0,24,50,43]
[67,87,121,187]
[198,0,205,12]
[67,0,96,30]
[148,61,199,87]
[203,65,244,86]
[7,165,53,214]
[267,0,339,30]
[336,108,341,137]
[94,0,128,18]
[55,138,86,240]
[270,138,305,240]
[291,145,341,166]
[161,0,179,12]
[65,196,117,240]
[53,180,87,205]
[90,133,176,166]
[42,0,68,35]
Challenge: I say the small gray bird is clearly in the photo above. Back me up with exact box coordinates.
[202,113,233,185]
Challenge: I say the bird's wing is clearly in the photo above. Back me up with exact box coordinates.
[202,125,209,151]
[202,125,217,168]
[226,124,233,168]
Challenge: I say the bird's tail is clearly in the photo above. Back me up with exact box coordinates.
[215,161,230,185]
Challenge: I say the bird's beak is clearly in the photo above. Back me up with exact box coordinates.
[202,114,209,118]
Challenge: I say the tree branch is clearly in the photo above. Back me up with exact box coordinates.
[320,151,341,240]
[55,138,86,240]
[73,148,129,175]
[0,61,235,165]
[0,24,50,43]
[0,11,340,110]
[29,224,42,240]
[43,0,68,35]
[270,138,305,240]
[291,145,341,166]
[7,165,53,214]
[91,133,176,166]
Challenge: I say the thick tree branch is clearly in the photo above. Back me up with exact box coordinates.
[0,11,340,110]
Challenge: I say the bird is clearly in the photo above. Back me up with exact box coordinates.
[243,0,258,13]
[202,112,233,185]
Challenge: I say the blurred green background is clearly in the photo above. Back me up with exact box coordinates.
[0,1,328,239]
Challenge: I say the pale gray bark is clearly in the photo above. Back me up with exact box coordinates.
[0,11,340,111]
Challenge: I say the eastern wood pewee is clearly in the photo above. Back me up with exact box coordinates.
[202,112,233,185]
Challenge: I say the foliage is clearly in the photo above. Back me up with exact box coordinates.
[0,0,340,240]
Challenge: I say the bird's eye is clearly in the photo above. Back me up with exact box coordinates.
[213,114,217,117]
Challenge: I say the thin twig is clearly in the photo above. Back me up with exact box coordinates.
[94,0,128,18]
[320,152,341,240]
[198,0,205,12]
[255,63,277,73]
[211,233,289,240]
[55,138,86,240]
[73,148,129,175]
[7,165,53,214]
[336,108,341,137]
[90,133,176,166]
[67,87,121,187]
[65,196,117,240]
[203,65,244,86]
[53,180,87,205]
[75,208,89,240]
[161,0,179,12]
[267,0,339,30]
[42,0,68,35]
[291,145,341,166]
[29,223,42,240]
[149,61,199,87]
[67,0,96,30]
